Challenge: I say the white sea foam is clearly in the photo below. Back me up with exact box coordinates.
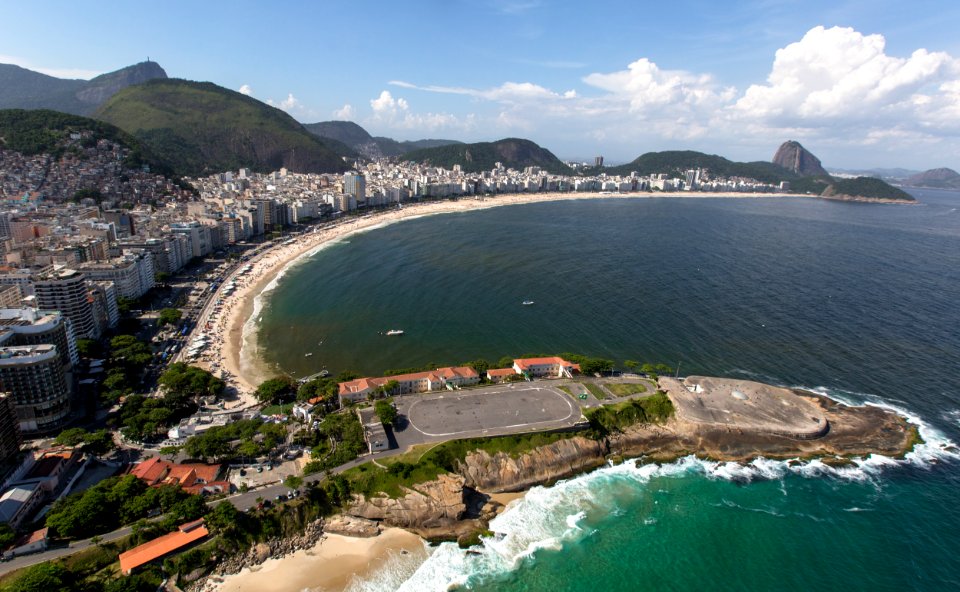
[383,388,959,591]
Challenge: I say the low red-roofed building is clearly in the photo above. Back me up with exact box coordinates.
[338,366,480,405]
[486,367,518,383]
[118,519,209,575]
[130,458,229,496]
[513,357,580,379]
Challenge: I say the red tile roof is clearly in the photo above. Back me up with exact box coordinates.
[513,357,579,370]
[119,520,209,574]
[487,368,517,377]
[338,366,478,395]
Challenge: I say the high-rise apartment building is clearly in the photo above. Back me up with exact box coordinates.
[33,268,99,340]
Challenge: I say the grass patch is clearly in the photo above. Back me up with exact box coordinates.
[344,431,579,499]
[604,382,648,397]
[582,382,608,400]
[557,385,573,396]
[585,391,674,436]
[261,403,295,416]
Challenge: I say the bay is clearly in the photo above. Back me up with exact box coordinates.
[257,189,960,591]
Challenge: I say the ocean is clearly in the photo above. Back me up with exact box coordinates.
[256,189,960,591]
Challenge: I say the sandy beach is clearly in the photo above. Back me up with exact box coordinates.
[197,190,790,401]
[209,528,428,592]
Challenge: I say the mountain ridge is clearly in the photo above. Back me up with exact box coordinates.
[304,120,462,159]
[401,137,572,174]
[0,61,168,115]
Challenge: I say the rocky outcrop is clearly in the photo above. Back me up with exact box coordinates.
[203,519,326,580]
[349,473,468,535]
[75,61,168,108]
[323,514,381,538]
[773,140,829,177]
[458,437,608,493]
[610,393,914,462]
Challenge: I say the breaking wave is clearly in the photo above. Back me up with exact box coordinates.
[365,390,960,591]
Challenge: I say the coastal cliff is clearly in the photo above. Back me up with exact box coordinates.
[345,389,916,538]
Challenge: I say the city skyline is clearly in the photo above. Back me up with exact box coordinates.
[2,0,960,169]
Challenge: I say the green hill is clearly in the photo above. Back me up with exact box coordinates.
[401,138,571,174]
[304,120,461,158]
[824,177,914,201]
[605,150,796,184]
[95,79,350,176]
[0,108,166,173]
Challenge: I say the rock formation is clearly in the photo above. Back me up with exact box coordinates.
[773,140,829,177]
[458,436,607,493]
[348,473,468,536]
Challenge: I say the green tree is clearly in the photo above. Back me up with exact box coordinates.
[375,399,398,427]
[497,356,515,369]
[0,523,15,548]
[157,307,182,326]
[159,363,225,401]
[83,430,116,457]
[464,359,490,376]
[159,445,181,461]
[75,338,101,358]
[255,376,297,404]
[54,427,89,447]
[9,563,75,592]
[283,475,303,489]
[204,501,240,535]
[117,296,138,315]
[624,360,640,371]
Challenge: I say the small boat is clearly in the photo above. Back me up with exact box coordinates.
[385,329,404,336]
[522,300,535,306]
[304,352,313,357]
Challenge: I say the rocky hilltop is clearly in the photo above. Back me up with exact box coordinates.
[0,60,167,115]
[902,167,960,190]
[773,140,829,177]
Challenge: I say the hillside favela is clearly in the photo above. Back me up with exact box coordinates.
[0,2,958,592]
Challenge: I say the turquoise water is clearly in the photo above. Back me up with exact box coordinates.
[257,190,960,591]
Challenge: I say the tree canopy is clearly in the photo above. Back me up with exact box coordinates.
[159,363,225,401]
[255,376,297,404]
[375,399,398,426]
[157,307,182,326]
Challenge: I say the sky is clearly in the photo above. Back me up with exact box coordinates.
[3,0,960,169]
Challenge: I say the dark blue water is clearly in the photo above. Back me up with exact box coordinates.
[257,190,960,591]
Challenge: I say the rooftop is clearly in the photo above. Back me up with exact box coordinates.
[118,519,209,574]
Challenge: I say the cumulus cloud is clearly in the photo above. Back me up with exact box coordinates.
[238,84,253,96]
[365,90,474,133]
[584,58,736,113]
[267,93,303,111]
[380,26,960,164]
[729,26,960,129]
[370,90,409,118]
[333,103,355,120]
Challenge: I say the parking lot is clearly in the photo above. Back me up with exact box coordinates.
[398,384,583,441]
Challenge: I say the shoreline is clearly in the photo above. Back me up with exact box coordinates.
[208,527,428,592]
[200,190,798,396]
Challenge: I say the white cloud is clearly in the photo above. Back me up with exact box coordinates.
[365,90,474,133]
[730,26,959,127]
[584,58,736,113]
[381,26,960,166]
[0,54,102,79]
[238,84,253,96]
[333,103,355,120]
